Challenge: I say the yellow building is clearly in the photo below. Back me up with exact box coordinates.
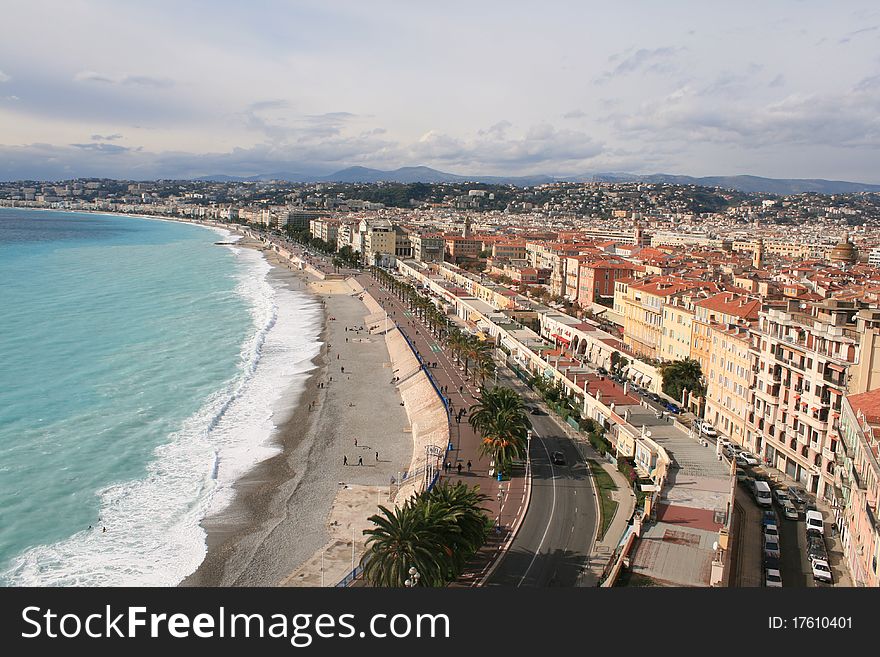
[621,277,705,360]
[660,300,694,362]
[704,324,754,445]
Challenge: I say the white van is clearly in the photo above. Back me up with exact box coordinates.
[754,481,773,507]
[805,510,824,535]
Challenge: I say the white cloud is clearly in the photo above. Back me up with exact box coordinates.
[0,70,11,83]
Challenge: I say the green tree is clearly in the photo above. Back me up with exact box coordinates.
[468,386,530,473]
[659,358,705,403]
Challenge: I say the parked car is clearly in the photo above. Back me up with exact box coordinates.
[780,499,799,521]
[753,480,773,507]
[764,523,780,541]
[736,468,749,483]
[811,558,833,583]
[788,486,809,507]
[765,565,783,588]
[551,451,566,466]
[700,422,718,438]
[664,402,682,414]
[596,366,608,376]
[764,537,781,559]
[528,406,544,415]
[649,392,662,403]
[762,510,778,527]
[807,534,828,562]
[805,509,825,535]
[773,488,790,506]
[738,453,760,466]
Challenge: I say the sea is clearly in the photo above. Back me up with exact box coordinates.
[0,208,322,585]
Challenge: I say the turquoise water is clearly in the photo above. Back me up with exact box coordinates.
[0,209,321,585]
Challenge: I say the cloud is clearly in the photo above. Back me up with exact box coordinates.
[90,133,123,141]
[74,70,173,87]
[605,75,880,151]
[0,70,10,83]
[838,25,878,44]
[70,142,140,154]
[598,46,684,82]
[408,122,603,173]
[562,109,587,119]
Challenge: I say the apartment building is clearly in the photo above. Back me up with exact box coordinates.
[577,260,638,309]
[748,300,861,499]
[444,236,483,261]
[409,233,445,263]
[618,277,706,359]
[360,218,396,265]
[704,323,753,445]
[659,300,694,362]
[309,217,339,244]
[834,389,880,587]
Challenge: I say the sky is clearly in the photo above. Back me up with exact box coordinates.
[1,0,879,181]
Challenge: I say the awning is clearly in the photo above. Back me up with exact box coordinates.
[826,362,846,372]
[552,334,571,344]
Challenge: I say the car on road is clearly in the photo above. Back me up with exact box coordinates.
[805,509,825,535]
[773,488,790,506]
[780,499,799,521]
[527,406,544,415]
[648,392,662,403]
[699,422,718,438]
[763,537,781,559]
[551,451,566,466]
[788,486,809,507]
[762,510,778,527]
[811,559,833,584]
[807,534,828,562]
[664,402,682,414]
[765,561,783,588]
[764,523,780,542]
[736,468,749,483]
[738,452,761,466]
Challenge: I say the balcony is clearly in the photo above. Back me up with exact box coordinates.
[822,447,836,464]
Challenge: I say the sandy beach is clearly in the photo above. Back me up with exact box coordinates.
[183,241,413,586]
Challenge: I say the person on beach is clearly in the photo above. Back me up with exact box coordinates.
[358,456,363,466]
[354,438,358,447]
[343,455,348,466]
[341,366,344,373]
[375,451,379,461]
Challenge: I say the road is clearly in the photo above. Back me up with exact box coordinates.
[486,404,598,587]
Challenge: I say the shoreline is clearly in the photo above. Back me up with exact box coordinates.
[183,239,414,587]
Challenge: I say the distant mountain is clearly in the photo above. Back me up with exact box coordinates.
[196,166,880,194]
[588,172,880,195]
[197,166,555,186]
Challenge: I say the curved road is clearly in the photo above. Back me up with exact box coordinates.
[487,407,598,587]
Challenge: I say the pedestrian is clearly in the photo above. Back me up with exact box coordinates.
[354,437,358,447]
[376,451,379,461]
[467,460,472,472]
[457,463,462,475]
[344,455,348,466]
[358,456,363,466]
[459,385,463,394]
[341,366,345,373]
[337,354,340,359]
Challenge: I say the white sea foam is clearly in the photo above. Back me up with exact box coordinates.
[2,239,322,586]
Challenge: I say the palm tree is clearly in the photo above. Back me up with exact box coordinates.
[472,356,496,388]
[361,501,452,587]
[659,358,705,402]
[361,483,489,587]
[468,387,530,473]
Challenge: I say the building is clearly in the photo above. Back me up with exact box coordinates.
[360,218,396,265]
[748,300,861,500]
[409,233,445,263]
[659,300,695,362]
[834,389,880,587]
[577,260,638,309]
[703,323,754,445]
[619,277,706,360]
[444,236,483,262]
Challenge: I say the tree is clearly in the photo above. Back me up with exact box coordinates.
[361,482,489,587]
[659,358,705,402]
[468,386,530,473]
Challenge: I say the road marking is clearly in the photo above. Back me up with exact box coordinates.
[517,428,556,588]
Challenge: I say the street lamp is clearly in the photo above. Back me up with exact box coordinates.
[404,566,421,588]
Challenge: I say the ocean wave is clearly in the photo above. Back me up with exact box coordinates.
[2,242,322,586]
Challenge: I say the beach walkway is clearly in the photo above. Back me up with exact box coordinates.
[355,272,530,585]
